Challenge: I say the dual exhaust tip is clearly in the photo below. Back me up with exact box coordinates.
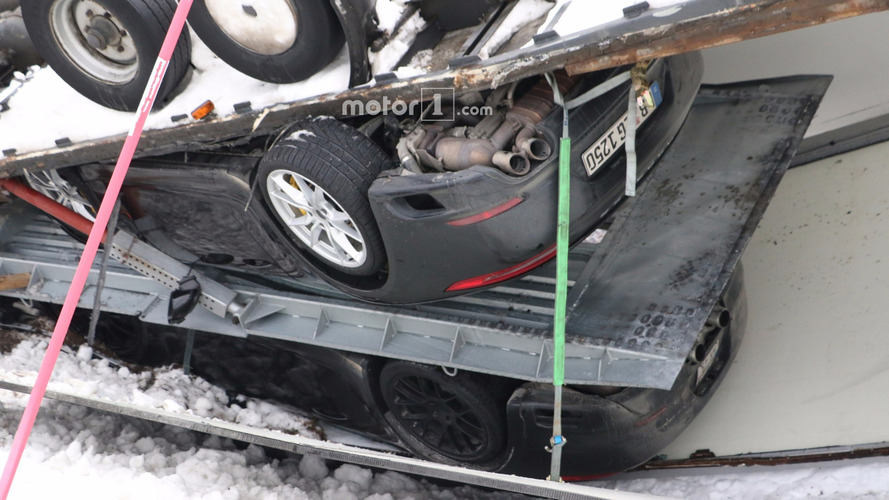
[491,137,552,176]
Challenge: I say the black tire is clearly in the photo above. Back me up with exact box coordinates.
[257,117,392,276]
[22,0,191,111]
[188,0,344,83]
[379,361,508,466]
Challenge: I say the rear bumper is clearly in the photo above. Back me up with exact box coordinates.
[500,267,747,477]
[336,51,703,303]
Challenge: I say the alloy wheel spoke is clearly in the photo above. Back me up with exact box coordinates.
[328,227,363,263]
[394,380,427,403]
[271,176,311,210]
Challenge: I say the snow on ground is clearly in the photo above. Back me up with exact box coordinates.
[0,394,525,500]
[596,458,889,499]
[0,327,527,499]
[0,328,318,437]
[3,325,889,499]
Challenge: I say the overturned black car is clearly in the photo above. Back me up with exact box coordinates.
[72,262,745,478]
[25,51,703,305]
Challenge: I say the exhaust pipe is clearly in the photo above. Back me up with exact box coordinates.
[521,137,552,161]
[706,306,731,329]
[425,73,575,175]
[492,151,530,176]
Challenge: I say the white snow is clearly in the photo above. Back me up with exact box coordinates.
[369,8,427,76]
[0,327,528,499]
[477,0,554,59]
[596,458,889,499]
[539,0,688,38]
[0,36,350,156]
[287,129,316,141]
[374,0,409,35]
[0,331,318,438]
[2,325,889,499]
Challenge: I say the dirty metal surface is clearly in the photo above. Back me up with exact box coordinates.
[0,0,882,175]
[563,75,831,389]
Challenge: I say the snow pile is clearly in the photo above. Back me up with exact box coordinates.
[540,0,687,38]
[0,330,319,439]
[596,459,889,499]
[0,35,350,156]
[0,391,524,499]
[477,0,553,59]
[369,1,427,76]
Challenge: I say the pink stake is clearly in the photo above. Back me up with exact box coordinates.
[0,1,193,497]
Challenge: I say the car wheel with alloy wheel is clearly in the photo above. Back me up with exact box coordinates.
[379,361,510,467]
[257,118,392,277]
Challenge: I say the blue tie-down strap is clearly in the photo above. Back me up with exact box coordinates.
[547,435,567,452]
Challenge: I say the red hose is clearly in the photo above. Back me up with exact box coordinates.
[0,177,101,241]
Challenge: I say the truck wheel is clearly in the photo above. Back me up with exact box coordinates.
[257,118,391,276]
[21,0,191,111]
[379,362,508,466]
[188,0,344,83]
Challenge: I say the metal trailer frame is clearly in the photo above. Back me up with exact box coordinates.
[0,0,882,176]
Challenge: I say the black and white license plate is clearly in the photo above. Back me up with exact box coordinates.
[581,82,662,177]
[696,341,720,385]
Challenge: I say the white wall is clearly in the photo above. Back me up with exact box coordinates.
[702,10,889,137]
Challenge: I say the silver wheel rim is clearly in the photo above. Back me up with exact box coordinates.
[204,0,298,56]
[266,169,367,269]
[24,170,96,222]
[49,0,139,84]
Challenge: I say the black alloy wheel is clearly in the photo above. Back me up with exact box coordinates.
[379,361,508,465]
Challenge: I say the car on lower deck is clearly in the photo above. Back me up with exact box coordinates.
[78,262,745,478]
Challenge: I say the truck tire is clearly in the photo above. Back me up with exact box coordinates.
[21,0,191,111]
[188,0,344,83]
[257,118,391,276]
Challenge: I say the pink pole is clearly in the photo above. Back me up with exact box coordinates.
[0,1,193,497]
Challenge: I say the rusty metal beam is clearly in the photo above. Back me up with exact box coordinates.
[565,0,889,75]
[1,0,886,175]
[632,444,889,470]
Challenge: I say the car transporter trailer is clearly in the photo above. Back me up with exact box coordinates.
[0,1,884,498]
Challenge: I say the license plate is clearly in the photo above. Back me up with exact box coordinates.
[581,82,661,177]
[696,341,719,385]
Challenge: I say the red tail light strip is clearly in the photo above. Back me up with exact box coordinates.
[446,197,524,227]
[445,244,557,292]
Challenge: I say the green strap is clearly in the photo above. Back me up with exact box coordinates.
[545,71,571,481]
[553,136,570,387]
